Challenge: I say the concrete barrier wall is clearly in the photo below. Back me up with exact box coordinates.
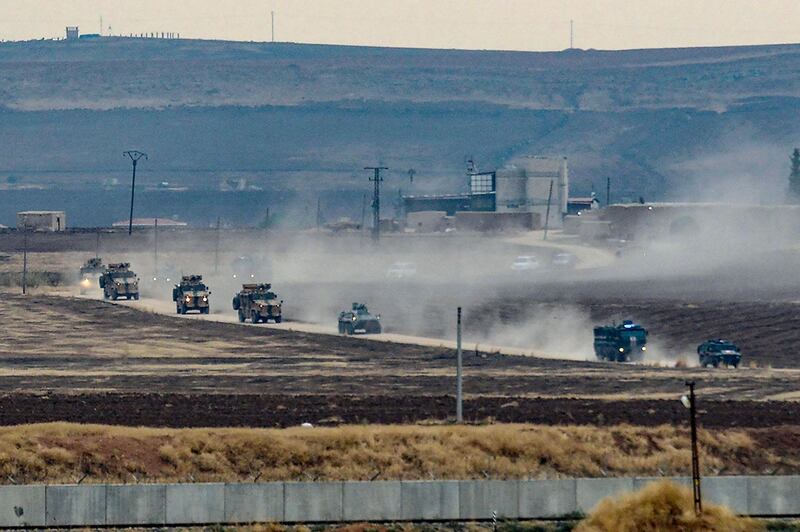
[0,476,794,527]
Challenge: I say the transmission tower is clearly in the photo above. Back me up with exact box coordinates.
[123,150,148,235]
[365,166,388,243]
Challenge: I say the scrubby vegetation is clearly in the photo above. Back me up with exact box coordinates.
[576,480,760,532]
[0,423,797,484]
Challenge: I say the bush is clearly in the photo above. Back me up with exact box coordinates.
[576,481,761,532]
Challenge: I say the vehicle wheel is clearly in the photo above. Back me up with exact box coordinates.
[338,322,344,334]
[347,324,355,335]
[252,311,259,323]
[111,291,118,301]
[274,316,282,324]
[176,305,181,314]
[180,304,187,315]
[133,294,139,301]
[202,307,209,315]
[126,295,131,300]
[712,359,720,368]
[732,361,739,369]
[103,290,109,300]
[238,310,245,323]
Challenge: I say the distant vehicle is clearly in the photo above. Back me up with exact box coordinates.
[593,320,648,362]
[231,256,257,280]
[172,275,210,314]
[386,261,417,279]
[232,283,282,323]
[697,340,742,368]
[511,255,540,272]
[99,263,140,301]
[79,257,104,294]
[338,302,382,334]
[552,252,577,269]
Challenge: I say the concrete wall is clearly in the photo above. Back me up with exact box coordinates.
[0,476,794,527]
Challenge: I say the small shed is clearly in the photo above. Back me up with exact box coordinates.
[17,211,66,232]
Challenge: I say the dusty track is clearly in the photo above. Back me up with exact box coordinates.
[0,293,798,429]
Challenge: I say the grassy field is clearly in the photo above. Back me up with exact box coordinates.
[0,423,797,485]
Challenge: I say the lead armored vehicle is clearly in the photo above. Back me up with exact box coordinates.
[338,302,382,334]
[79,257,104,294]
[99,262,139,300]
[697,339,741,368]
[232,283,282,323]
[593,320,648,362]
[172,275,210,314]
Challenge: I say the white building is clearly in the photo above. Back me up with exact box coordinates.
[495,156,569,228]
[17,211,66,232]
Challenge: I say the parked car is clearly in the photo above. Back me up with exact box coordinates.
[511,255,540,272]
[386,261,417,279]
[552,252,577,269]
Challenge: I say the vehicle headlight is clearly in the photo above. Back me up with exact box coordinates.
[641,346,647,351]
[352,316,357,321]
[185,295,192,302]
[619,348,624,352]
[202,296,208,302]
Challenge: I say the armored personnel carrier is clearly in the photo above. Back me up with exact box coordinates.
[338,302,382,334]
[593,320,648,362]
[172,275,210,314]
[232,283,282,323]
[98,263,139,300]
[697,339,741,368]
[79,257,104,294]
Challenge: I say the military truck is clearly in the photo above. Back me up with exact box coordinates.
[338,302,382,334]
[172,275,210,314]
[697,339,742,368]
[232,283,282,323]
[593,320,648,362]
[79,257,104,294]
[98,263,140,300]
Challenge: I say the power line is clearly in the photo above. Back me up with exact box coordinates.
[365,166,388,243]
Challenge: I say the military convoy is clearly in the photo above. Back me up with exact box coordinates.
[232,283,282,323]
[593,320,648,362]
[172,275,210,314]
[338,303,382,334]
[98,263,140,300]
[697,339,742,368]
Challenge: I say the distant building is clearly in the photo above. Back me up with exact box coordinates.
[495,156,569,229]
[401,155,570,230]
[66,26,79,40]
[17,211,66,232]
[112,217,188,228]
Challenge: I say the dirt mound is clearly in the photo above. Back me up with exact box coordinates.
[577,480,760,532]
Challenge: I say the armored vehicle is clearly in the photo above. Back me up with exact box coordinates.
[338,302,381,334]
[697,339,741,368]
[593,320,648,362]
[79,257,104,294]
[232,283,282,323]
[172,275,210,314]
[98,263,139,300]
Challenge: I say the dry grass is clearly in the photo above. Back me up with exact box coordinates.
[0,423,795,485]
[576,480,761,532]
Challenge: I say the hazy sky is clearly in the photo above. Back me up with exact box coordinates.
[2,0,799,51]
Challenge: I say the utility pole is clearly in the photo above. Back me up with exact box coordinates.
[95,231,100,259]
[123,151,147,236]
[606,177,611,207]
[271,11,275,42]
[214,216,221,274]
[543,179,554,241]
[153,218,159,279]
[365,166,388,243]
[570,20,574,49]
[456,306,463,423]
[21,225,28,295]
[684,381,703,515]
[316,196,322,231]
